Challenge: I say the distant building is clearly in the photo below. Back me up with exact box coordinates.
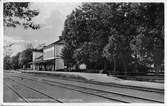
[30,37,65,71]
[30,49,43,70]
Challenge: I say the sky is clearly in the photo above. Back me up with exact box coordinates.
[4,2,81,56]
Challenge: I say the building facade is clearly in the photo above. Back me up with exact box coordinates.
[30,37,65,71]
[29,49,43,70]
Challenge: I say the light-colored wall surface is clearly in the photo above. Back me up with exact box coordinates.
[32,43,65,70]
[43,46,54,60]
[55,58,64,70]
[33,51,43,61]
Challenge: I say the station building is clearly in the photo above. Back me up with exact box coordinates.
[30,37,65,71]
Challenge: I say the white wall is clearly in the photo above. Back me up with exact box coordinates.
[55,58,64,70]
[43,46,54,60]
[33,51,43,61]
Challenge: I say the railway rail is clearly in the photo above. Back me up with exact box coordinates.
[5,77,127,103]
[4,78,63,103]
[7,75,164,103]
[4,83,29,102]
[24,72,164,94]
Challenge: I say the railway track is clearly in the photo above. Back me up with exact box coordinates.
[5,77,127,103]
[13,73,164,99]
[5,83,29,102]
[9,76,164,103]
[4,78,63,103]
[42,79,164,103]
[31,73,164,94]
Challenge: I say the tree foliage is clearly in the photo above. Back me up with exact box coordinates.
[62,3,164,75]
[3,55,12,70]
[3,48,33,70]
[19,48,32,68]
[61,45,76,68]
[4,2,40,29]
[10,52,21,69]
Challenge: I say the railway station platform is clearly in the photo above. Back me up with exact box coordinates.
[20,70,164,90]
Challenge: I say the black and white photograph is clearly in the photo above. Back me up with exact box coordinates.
[1,0,165,105]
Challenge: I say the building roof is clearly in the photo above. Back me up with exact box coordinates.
[43,36,64,49]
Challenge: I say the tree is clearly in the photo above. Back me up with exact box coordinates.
[62,3,115,70]
[11,52,21,70]
[62,3,164,76]
[61,45,76,70]
[73,41,105,69]
[19,48,32,69]
[103,30,119,75]
[103,3,164,76]
[128,3,164,74]
[3,48,33,70]
[3,55,12,70]
[3,2,40,29]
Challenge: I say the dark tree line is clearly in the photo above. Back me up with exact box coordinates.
[3,48,33,70]
[62,3,164,76]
